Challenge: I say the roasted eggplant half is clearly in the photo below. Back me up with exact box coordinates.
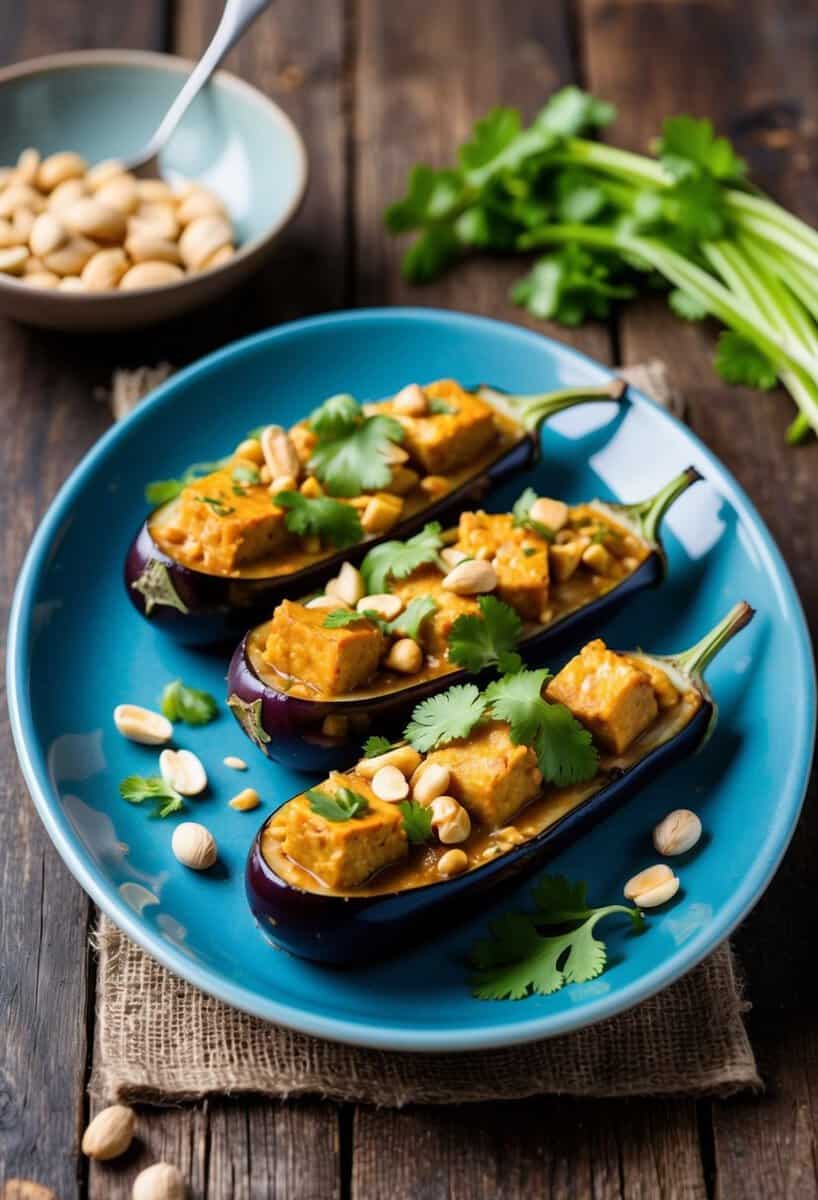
[228,467,701,770]
[125,377,625,645]
[246,603,753,964]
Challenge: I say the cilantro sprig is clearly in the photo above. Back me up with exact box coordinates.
[160,680,218,726]
[468,874,645,1001]
[144,457,230,506]
[404,684,487,752]
[119,775,184,819]
[274,491,363,549]
[448,595,522,674]
[399,801,434,844]
[361,523,443,593]
[306,393,405,497]
[307,786,369,822]
[511,488,556,540]
[385,85,818,443]
[362,736,395,757]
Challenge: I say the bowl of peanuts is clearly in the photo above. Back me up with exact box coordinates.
[0,50,308,331]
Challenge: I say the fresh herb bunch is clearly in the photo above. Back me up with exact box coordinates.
[468,874,645,1000]
[386,85,818,443]
[307,393,406,495]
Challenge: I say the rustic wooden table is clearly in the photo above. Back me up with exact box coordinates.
[2,1,817,1196]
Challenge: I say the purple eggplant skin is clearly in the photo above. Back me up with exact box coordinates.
[227,551,662,773]
[245,699,711,965]
[124,435,535,647]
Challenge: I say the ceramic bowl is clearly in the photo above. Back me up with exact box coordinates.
[0,50,308,331]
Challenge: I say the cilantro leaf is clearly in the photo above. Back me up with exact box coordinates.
[511,246,634,326]
[384,165,464,233]
[308,393,361,439]
[404,683,487,752]
[714,331,778,390]
[119,775,184,819]
[536,87,616,137]
[145,457,230,506]
[399,801,434,844]
[468,874,645,1001]
[668,288,709,320]
[274,491,363,548]
[361,522,443,593]
[232,463,261,486]
[658,115,746,183]
[160,679,218,726]
[308,412,405,497]
[387,596,437,641]
[307,786,369,822]
[484,670,598,786]
[459,107,522,170]
[427,397,457,415]
[323,608,379,629]
[362,736,394,757]
[448,595,523,674]
[555,168,608,225]
[401,225,463,283]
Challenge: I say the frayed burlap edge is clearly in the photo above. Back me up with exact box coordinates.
[90,918,760,1107]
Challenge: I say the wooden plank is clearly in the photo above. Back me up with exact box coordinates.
[353,1097,706,1200]
[580,0,818,1195]
[87,1099,340,1199]
[0,6,167,1195]
[354,0,611,363]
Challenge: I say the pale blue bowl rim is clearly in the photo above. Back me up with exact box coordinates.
[7,307,816,1051]
[0,49,309,303]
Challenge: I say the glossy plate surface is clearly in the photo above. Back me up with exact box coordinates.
[7,309,815,1050]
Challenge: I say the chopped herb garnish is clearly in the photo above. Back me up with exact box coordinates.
[404,683,487,753]
[307,786,369,822]
[388,596,437,641]
[361,522,443,593]
[362,736,395,758]
[196,495,235,517]
[468,874,645,1000]
[232,463,261,486]
[160,680,218,726]
[523,547,536,557]
[427,398,457,415]
[484,670,598,785]
[512,488,555,541]
[448,595,523,675]
[306,393,405,497]
[274,491,363,549]
[323,608,378,629]
[399,801,434,844]
[119,775,184,819]
[144,457,229,506]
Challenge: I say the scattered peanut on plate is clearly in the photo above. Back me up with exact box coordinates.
[0,148,236,291]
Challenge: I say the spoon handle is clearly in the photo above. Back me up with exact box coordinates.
[126,0,273,168]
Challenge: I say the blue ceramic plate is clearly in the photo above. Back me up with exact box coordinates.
[7,309,815,1051]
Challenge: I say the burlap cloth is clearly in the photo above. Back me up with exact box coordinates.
[91,359,759,1106]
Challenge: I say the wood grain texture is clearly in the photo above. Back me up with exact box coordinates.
[580,0,818,1195]
[354,0,612,363]
[87,1099,340,1199]
[353,1098,706,1200]
[0,9,165,1199]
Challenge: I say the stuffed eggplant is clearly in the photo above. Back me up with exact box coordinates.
[246,603,753,964]
[125,376,626,645]
[228,467,701,770]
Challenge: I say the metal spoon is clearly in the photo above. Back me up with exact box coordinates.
[120,0,273,173]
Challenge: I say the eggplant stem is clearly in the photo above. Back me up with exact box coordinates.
[498,379,627,432]
[672,601,755,680]
[619,465,703,547]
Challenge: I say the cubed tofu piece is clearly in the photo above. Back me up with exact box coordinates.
[549,539,587,583]
[493,537,550,621]
[546,638,659,754]
[380,380,498,474]
[456,510,550,620]
[625,654,679,710]
[264,600,384,696]
[282,772,407,889]
[426,721,542,827]
[153,468,289,574]
[392,564,480,657]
